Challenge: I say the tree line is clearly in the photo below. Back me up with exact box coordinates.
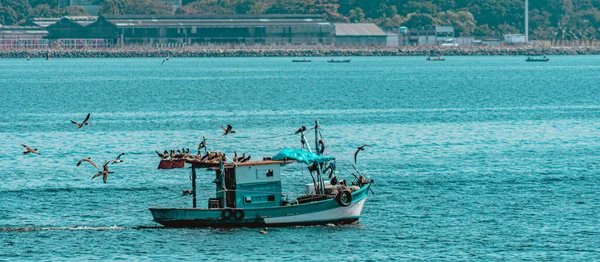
[1,0,599,40]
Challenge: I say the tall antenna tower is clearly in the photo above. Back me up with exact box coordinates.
[525,0,529,45]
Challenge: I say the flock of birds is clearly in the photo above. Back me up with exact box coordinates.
[22,111,369,188]
[22,113,125,183]
[155,148,252,164]
[154,124,249,164]
[21,112,249,184]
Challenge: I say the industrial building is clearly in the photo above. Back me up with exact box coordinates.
[1,15,387,48]
[334,23,386,47]
[0,25,49,49]
[398,26,455,46]
[24,15,385,48]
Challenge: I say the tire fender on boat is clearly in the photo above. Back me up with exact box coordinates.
[233,209,245,220]
[318,139,326,154]
[335,190,352,207]
[221,208,233,220]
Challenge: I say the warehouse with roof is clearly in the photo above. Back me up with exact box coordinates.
[16,15,387,48]
[334,23,386,47]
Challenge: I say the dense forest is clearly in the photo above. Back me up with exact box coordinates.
[2,0,600,40]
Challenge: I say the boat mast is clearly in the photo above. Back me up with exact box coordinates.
[219,160,227,208]
[191,167,197,208]
[314,120,325,195]
[301,132,312,153]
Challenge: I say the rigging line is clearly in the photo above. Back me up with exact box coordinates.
[317,127,366,177]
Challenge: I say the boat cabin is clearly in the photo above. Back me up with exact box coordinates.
[189,160,294,209]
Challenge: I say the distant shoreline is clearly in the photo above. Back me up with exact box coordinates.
[1,47,599,58]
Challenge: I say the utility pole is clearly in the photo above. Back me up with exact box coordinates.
[525,0,529,45]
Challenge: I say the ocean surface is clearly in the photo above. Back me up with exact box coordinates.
[1,56,600,260]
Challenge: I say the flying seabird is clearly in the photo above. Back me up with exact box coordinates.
[295,126,307,134]
[220,124,236,136]
[77,157,98,169]
[22,144,40,155]
[161,55,170,65]
[71,113,91,129]
[110,153,125,164]
[92,161,114,183]
[354,144,370,164]
[181,190,194,196]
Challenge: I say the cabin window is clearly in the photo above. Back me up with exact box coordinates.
[266,169,274,177]
[246,195,276,204]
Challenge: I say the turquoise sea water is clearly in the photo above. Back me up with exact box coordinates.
[1,56,600,260]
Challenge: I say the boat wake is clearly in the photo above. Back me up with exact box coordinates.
[0,225,127,232]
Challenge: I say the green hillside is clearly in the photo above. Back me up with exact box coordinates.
[1,0,598,40]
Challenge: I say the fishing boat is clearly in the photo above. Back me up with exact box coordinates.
[292,59,311,63]
[149,121,373,228]
[426,56,445,61]
[526,56,549,62]
[327,59,351,63]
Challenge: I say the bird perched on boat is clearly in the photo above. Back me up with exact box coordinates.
[233,151,238,162]
[295,126,307,134]
[354,144,370,164]
[235,153,245,162]
[77,157,98,169]
[71,113,91,129]
[173,150,184,160]
[181,190,194,196]
[200,152,210,161]
[161,55,170,65]
[259,227,268,235]
[22,144,40,155]
[240,155,251,163]
[110,153,125,164]
[92,161,114,183]
[220,124,236,136]
[156,150,169,159]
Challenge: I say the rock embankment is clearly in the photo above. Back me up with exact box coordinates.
[1,46,598,58]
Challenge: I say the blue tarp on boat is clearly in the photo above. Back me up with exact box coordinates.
[272,148,334,164]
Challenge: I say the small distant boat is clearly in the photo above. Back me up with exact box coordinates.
[526,56,549,62]
[426,56,445,61]
[327,59,351,63]
[292,59,311,63]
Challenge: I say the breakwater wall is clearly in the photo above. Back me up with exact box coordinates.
[1,47,600,58]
